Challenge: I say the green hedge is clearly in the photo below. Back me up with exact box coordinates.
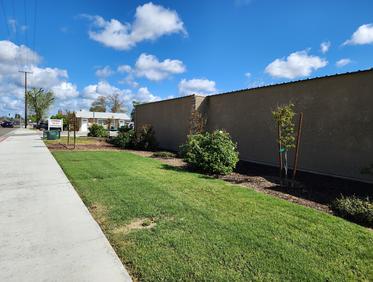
[180,130,239,175]
[331,196,373,227]
[110,124,157,151]
[88,124,108,138]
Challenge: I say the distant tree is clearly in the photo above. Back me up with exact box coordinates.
[50,112,68,129]
[108,93,125,113]
[28,114,38,123]
[27,88,55,124]
[90,96,106,112]
[131,101,141,121]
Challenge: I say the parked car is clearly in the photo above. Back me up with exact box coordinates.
[34,122,48,130]
[1,121,14,128]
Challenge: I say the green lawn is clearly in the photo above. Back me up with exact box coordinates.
[53,151,373,281]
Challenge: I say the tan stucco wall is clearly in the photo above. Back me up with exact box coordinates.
[135,70,373,183]
[135,95,195,151]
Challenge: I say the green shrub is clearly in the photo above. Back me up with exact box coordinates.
[180,130,239,175]
[331,196,373,227]
[118,125,133,134]
[136,125,157,151]
[152,151,176,159]
[111,129,135,148]
[88,124,108,137]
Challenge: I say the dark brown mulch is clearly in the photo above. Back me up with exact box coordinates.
[46,142,121,151]
[219,172,330,212]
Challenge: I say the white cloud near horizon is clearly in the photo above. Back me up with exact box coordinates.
[336,58,352,67]
[0,40,79,115]
[344,23,373,45]
[265,50,327,79]
[320,41,331,53]
[84,2,186,51]
[178,78,217,96]
[82,80,160,111]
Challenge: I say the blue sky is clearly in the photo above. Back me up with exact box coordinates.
[0,0,372,116]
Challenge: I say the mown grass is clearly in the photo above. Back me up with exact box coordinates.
[53,151,373,281]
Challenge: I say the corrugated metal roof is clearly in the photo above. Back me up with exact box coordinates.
[75,110,130,120]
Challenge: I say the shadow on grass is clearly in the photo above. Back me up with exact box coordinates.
[160,160,373,209]
[160,163,231,182]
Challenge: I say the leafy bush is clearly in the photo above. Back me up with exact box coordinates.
[110,129,135,148]
[135,125,157,151]
[118,125,133,134]
[180,130,239,175]
[110,124,157,150]
[88,124,108,137]
[152,151,176,159]
[331,196,373,227]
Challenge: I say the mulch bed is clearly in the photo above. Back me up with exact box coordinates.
[47,140,121,151]
[46,142,372,215]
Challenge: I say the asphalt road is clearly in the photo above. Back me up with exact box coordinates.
[0,128,15,137]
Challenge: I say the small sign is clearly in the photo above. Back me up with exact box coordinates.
[279,148,285,153]
[48,119,63,130]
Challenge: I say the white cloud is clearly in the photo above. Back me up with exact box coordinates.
[51,82,79,99]
[116,53,185,85]
[0,40,78,115]
[265,50,327,79]
[95,65,114,78]
[245,72,251,79]
[344,23,373,45]
[82,81,120,100]
[336,58,352,68]
[135,53,185,81]
[81,80,160,111]
[136,87,160,103]
[118,75,139,88]
[320,41,331,53]
[85,2,186,51]
[28,66,68,89]
[117,64,132,73]
[178,78,217,96]
[0,40,39,71]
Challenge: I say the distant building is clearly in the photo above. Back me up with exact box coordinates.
[75,110,131,132]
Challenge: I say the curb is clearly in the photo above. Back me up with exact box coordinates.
[0,129,15,143]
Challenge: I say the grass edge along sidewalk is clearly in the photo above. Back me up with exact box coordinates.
[53,150,373,281]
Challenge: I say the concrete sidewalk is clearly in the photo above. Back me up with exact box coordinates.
[0,129,131,281]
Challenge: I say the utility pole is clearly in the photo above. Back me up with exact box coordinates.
[19,70,32,128]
